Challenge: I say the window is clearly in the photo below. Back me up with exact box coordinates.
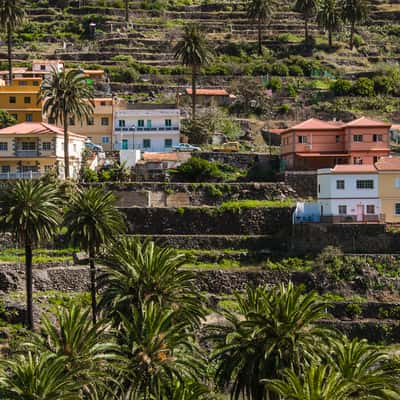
[0,142,8,151]
[354,157,363,165]
[73,144,77,152]
[122,139,128,150]
[146,120,152,129]
[366,205,375,214]
[298,136,307,144]
[18,80,27,86]
[353,135,363,142]
[373,156,379,163]
[25,114,33,122]
[69,117,75,126]
[336,180,345,189]
[165,119,172,127]
[1,165,10,173]
[40,65,46,71]
[373,134,383,142]
[143,139,151,148]
[100,101,106,106]
[335,135,341,143]
[356,180,374,189]
[318,184,320,193]
[42,142,51,151]
[24,96,31,104]
[21,142,36,150]
[87,117,94,126]
[11,114,17,121]
[138,119,144,128]
[102,136,110,144]
[101,117,109,126]
[119,120,125,128]
[32,81,39,86]
[9,96,16,104]
[396,204,400,215]
[338,205,347,215]
[396,178,400,188]
[165,139,172,148]
[48,117,55,124]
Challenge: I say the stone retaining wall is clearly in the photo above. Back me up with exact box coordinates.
[284,171,317,199]
[121,206,293,235]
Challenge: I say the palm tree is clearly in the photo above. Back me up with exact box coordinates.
[317,0,341,47]
[210,283,334,400]
[114,301,204,400]
[98,237,205,328]
[0,352,82,400]
[0,181,61,330]
[266,365,351,400]
[0,0,24,85]
[174,24,213,120]
[64,187,125,324]
[341,0,368,49]
[294,0,319,42]
[40,68,94,179]
[328,337,399,398]
[25,305,117,398]
[125,0,129,22]
[247,0,274,56]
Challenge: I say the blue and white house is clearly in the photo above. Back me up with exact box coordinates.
[113,104,180,153]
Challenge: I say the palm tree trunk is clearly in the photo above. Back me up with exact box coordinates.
[63,111,70,179]
[305,17,309,42]
[7,23,12,85]
[25,240,34,330]
[89,247,97,324]
[258,20,263,55]
[125,0,129,22]
[328,29,332,47]
[349,21,355,49]
[191,65,197,121]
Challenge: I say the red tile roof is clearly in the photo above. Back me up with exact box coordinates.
[282,118,343,133]
[331,165,377,173]
[0,122,85,138]
[298,153,350,157]
[391,124,400,130]
[143,152,180,162]
[375,156,400,171]
[344,117,391,128]
[185,88,229,96]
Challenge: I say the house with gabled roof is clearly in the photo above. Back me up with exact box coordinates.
[281,117,391,170]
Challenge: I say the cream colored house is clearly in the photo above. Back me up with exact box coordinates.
[0,122,86,179]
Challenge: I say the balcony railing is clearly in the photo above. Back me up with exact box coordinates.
[15,150,39,157]
[114,127,179,134]
[0,172,42,180]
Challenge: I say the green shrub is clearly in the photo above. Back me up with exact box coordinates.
[279,103,291,114]
[271,62,289,76]
[330,79,352,96]
[352,34,364,48]
[373,75,393,95]
[345,303,362,318]
[81,168,98,183]
[289,64,304,76]
[172,157,224,182]
[206,184,223,198]
[266,76,282,91]
[353,77,374,97]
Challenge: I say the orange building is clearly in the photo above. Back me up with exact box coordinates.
[281,117,391,170]
[0,77,42,123]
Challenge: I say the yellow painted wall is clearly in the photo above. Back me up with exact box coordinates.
[378,173,400,222]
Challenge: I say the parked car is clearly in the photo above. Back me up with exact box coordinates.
[85,140,103,152]
[212,141,240,153]
[173,143,201,152]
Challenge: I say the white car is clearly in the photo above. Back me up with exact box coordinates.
[173,143,201,152]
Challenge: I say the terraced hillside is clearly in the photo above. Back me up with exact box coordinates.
[4,0,400,124]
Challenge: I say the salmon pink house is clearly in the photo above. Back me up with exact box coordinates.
[281,117,391,170]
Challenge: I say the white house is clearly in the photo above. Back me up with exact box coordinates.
[113,104,180,153]
[317,165,383,222]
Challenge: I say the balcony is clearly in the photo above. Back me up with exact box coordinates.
[0,172,42,180]
[114,126,180,134]
[320,214,385,224]
[15,150,39,157]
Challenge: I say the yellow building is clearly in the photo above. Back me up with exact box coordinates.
[0,122,86,179]
[47,97,115,151]
[0,77,42,123]
[376,156,400,223]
